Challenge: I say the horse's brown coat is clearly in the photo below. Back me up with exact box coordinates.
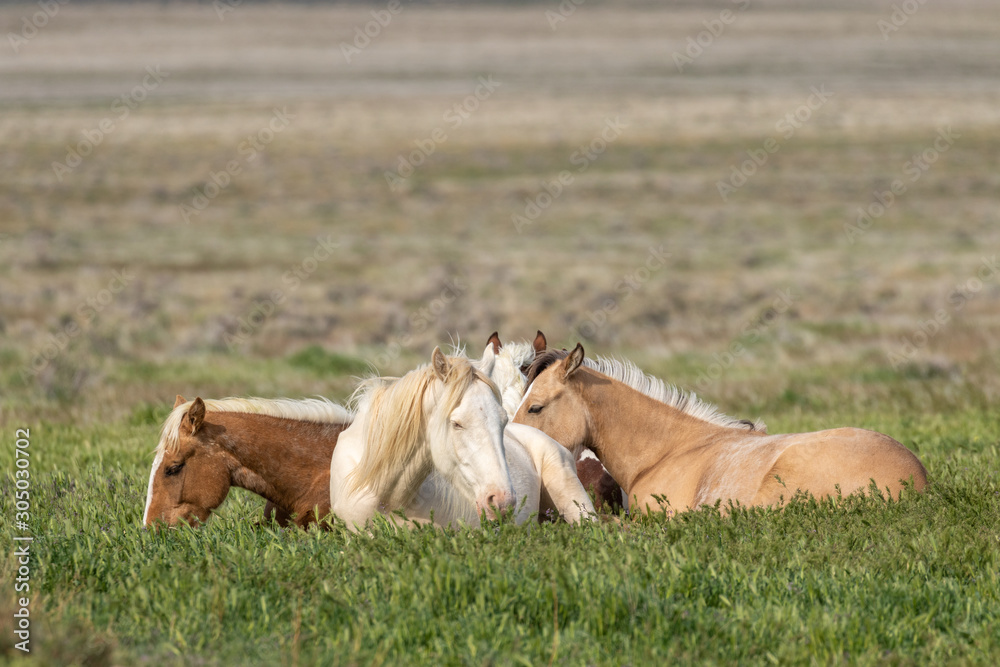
[145,399,346,528]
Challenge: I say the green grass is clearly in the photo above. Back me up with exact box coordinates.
[2,369,999,666]
[3,3,1000,663]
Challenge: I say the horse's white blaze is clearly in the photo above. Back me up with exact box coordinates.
[142,450,164,526]
[516,381,535,414]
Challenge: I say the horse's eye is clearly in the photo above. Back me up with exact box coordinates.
[165,463,184,477]
[528,405,543,414]
[451,421,464,430]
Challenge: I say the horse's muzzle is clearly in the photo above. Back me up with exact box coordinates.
[476,489,515,520]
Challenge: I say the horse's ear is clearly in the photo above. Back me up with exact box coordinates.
[431,347,450,380]
[186,397,206,435]
[564,343,585,379]
[533,331,547,355]
[479,344,496,376]
[486,331,501,354]
[173,394,186,409]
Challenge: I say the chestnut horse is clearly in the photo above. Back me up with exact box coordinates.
[515,344,928,515]
[144,395,350,528]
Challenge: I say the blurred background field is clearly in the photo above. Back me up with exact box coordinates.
[2,0,999,429]
[1,2,1000,663]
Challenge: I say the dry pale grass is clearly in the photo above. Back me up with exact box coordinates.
[1,2,999,424]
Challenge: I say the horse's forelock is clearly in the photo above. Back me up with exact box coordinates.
[525,349,570,383]
[439,357,501,417]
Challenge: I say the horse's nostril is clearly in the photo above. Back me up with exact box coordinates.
[486,493,498,506]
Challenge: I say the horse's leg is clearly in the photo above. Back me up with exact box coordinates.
[262,501,293,527]
[505,424,595,522]
[503,439,541,524]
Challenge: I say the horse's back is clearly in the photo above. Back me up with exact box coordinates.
[753,427,927,506]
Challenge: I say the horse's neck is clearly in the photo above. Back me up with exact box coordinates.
[353,403,434,510]
[215,413,343,512]
[580,374,721,495]
[382,448,434,510]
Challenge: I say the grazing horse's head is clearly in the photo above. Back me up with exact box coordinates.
[514,342,591,455]
[143,395,232,528]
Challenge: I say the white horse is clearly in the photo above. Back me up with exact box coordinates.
[329,347,595,530]
[471,338,597,522]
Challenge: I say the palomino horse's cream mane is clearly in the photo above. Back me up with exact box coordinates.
[527,350,765,432]
[345,356,501,502]
[155,397,353,456]
[584,356,766,432]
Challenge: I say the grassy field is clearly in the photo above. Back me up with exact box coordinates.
[2,1,1000,664]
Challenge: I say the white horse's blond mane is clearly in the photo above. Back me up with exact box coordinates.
[346,357,500,503]
[156,397,353,456]
[583,356,766,432]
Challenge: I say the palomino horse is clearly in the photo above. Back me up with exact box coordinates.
[515,344,928,515]
[330,346,595,530]
[485,331,624,513]
[144,395,350,528]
